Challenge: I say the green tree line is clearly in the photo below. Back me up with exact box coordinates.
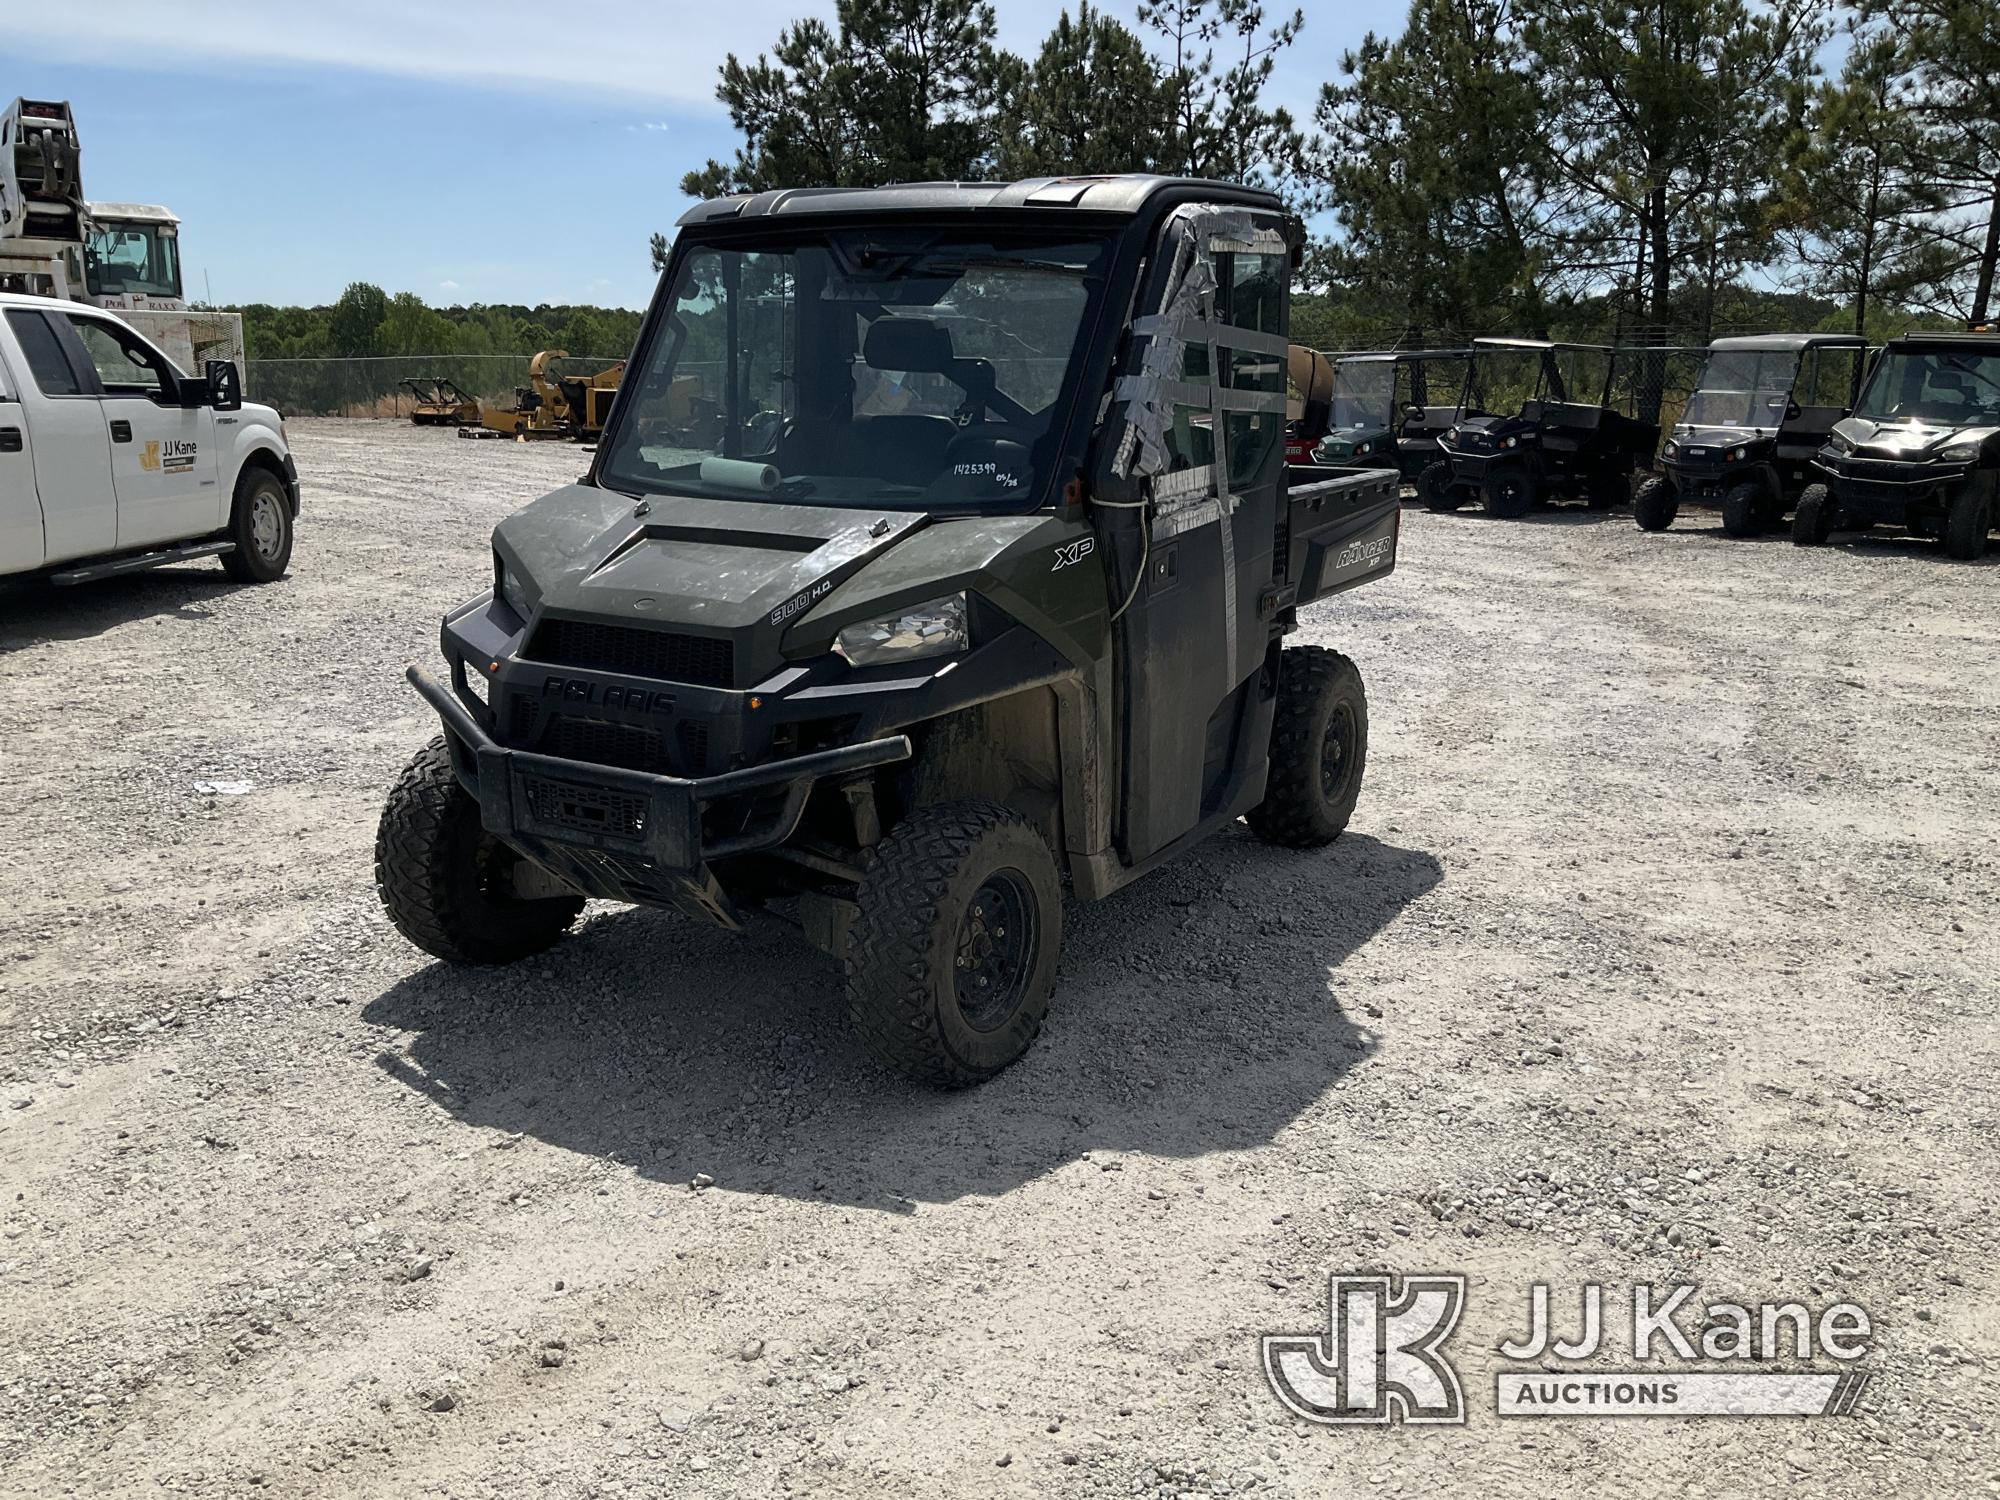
[240,283,645,362]
[660,0,2000,346]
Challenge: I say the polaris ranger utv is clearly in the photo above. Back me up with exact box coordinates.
[375,176,1402,1085]
[1419,338,1657,517]
[1314,349,1470,479]
[1793,331,2000,559]
[1632,334,1865,537]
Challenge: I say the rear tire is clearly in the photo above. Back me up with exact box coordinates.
[845,800,1061,1087]
[1481,466,1537,519]
[1248,647,1368,849]
[1632,474,1678,531]
[1419,461,1463,512]
[1943,488,1992,560]
[375,736,584,964]
[220,468,293,582]
[1721,481,1765,538]
[1792,483,1835,546]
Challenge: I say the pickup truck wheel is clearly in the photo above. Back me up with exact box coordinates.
[1721,481,1765,537]
[1943,489,1991,560]
[374,735,583,964]
[1632,474,1678,531]
[1248,646,1368,849]
[1418,461,1462,512]
[1481,466,1536,518]
[1792,483,1835,546]
[845,800,1061,1087]
[220,469,293,582]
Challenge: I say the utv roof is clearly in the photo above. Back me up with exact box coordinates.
[677,174,1283,226]
[1880,330,2000,348]
[1335,348,1472,363]
[1708,332,1864,351]
[1472,336,1613,353]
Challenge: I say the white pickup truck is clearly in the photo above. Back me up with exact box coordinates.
[0,291,297,586]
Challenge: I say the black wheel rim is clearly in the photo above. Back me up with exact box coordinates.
[953,868,1036,1031]
[1320,702,1358,804]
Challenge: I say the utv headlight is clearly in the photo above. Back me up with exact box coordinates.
[1829,432,1855,455]
[496,556,535,621]
[1662,438,1680,460]
[1938,442,1980,464]
[1728,446,1748,462]
[1499,435,1518,449]
[1353,440,1371,456]
[833,593,969,668]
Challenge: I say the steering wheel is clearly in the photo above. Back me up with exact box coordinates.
[743,409,785,454]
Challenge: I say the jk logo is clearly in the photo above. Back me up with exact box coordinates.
[1262,1273,1467,1426]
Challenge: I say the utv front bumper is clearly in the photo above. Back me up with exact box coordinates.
[409,667,910,927]
[1816,455,1974,524]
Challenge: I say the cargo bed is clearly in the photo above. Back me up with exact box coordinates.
[1283,462,1401,606]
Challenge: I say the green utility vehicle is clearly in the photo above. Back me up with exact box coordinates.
[375,176,1402,1085]
[1313,349,1470,479]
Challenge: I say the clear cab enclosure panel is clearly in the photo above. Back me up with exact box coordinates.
[598,231,1112,513]
[84,209,183,306]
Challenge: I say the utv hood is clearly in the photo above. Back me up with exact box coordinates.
[493,483,928,688]
[1831,417,1998,459]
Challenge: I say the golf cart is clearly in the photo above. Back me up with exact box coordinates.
[1632,334,1865,536]
[1421,338,1658,517]
[1794,331,2000,559]
[375,176,1403,1086]
[1313,350,1471,479]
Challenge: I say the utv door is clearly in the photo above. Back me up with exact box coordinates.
[1109,208,1293,863]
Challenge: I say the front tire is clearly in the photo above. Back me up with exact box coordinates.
[1481,466,1537,518]
[220,468,293,582]
[1721,481,1765,538]
[375,736,584,964]
[1419,460,1463,512]
[845,800,1061,1087]
[1792,483,1835,546]
[1943,488,1992,561]
[1248,647,1368,849]
[1632,474,1678,531]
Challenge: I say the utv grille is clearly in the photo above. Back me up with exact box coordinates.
[522,776,648,841]
[525,618,735,687]
[546,717,666,774]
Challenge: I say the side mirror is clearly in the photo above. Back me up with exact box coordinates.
[206,359,243,413]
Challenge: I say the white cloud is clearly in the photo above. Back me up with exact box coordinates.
[439,279,460,293]
[6,1,852,108]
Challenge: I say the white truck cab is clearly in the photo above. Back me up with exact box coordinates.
[0,291,296,585]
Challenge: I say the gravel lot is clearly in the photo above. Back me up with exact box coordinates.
[2,419,1995,1498]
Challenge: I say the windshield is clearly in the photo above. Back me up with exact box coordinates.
[1462,347,1545,417]
[1330,361,1394,430]
[84,221,181,300]
[1853,348,2000,425]
[1681,349,1799,429]
[598,231,1110,511]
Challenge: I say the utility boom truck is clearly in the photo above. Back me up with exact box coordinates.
[0,98,244,378]
[376,175,1402,1086]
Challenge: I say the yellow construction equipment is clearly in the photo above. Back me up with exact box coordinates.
[400,375,480,426]
[469,350,624,441]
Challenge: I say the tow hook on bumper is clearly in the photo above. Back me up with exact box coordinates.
[406,666,912,927]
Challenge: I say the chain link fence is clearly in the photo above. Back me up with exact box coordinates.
[244,355,625,419]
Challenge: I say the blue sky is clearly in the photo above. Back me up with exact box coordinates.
[11,1,1366,311]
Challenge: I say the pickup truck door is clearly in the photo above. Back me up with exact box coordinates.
[0,337,44,571]
[57,310,220,550]
[0,306,116,567]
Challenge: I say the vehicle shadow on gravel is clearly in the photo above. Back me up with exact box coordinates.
[362,828,1442,1209]
[0,569,257,645]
